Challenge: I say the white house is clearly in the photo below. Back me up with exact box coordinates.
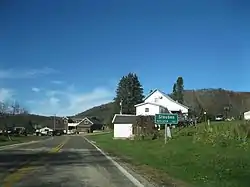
[67,122,79,134]
[244,111,250,120]
[112,114,136,139]
[135,89,189,116]
[67,118,85,134]
[135,102,169,116]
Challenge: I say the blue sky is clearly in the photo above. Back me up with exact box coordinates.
[0,0,249,116]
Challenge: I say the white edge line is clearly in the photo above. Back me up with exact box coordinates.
[83,136,144,187]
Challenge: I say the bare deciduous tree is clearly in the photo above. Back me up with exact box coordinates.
[0,100,29,140]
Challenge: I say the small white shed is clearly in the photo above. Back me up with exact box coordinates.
[244,111,250,120]
[112,114,136,139]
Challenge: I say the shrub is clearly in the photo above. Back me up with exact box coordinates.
[192,122,249,148]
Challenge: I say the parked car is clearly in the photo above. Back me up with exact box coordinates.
[215,114,224,121]
[53,130,64,136]
[35,127,53,136]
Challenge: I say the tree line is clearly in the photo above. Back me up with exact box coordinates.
[0,101,35,134]
[0,101,28,116]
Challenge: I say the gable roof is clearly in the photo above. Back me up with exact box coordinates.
[82,117,93,124]
[143,89,189,109]
[112,114,136,124]
[83,117,103,125]
[134,102,167,108]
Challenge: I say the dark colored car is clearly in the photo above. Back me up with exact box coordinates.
[52,130,63,136]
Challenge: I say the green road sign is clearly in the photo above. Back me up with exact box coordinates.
[155,113,178,124]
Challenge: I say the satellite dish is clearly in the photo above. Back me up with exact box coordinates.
[159,96,163,99]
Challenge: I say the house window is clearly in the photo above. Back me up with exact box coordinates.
[160,108,167,113]
[154,98,158,103]
[145,108,149,112]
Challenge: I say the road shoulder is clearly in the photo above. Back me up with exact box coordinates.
[83,135,157,187]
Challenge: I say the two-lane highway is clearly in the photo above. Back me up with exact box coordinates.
[0,135,139,187]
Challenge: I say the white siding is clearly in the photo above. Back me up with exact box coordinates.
[136,103,160,116]
[159,106,169,113]
[145,90,188,113]
[244,111,250,120]
[114,123,133,138]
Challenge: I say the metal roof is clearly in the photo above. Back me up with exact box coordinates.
[112,114,136,124]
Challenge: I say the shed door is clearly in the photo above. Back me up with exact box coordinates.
[114,124,133,138]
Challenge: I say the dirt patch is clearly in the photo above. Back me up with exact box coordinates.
[106,152,189,187]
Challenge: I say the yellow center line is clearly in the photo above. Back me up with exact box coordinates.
[49,137,69,153]
[49,142,63,153]
[2,137,70,187]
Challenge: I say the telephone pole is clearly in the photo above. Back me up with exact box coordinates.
[53,114,56,131]
[120,99,123,114]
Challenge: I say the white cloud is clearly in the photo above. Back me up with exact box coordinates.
[27,86,114,116]
[49,97,60,106]
[31,87,40,92]
[0,88,14,102]
[51,80,64,84]
[0,67,57,79]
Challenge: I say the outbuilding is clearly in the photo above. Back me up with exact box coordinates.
[244,111,250,120]
[112,114,136,139]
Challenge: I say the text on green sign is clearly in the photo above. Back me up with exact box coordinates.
[158,115,176,119]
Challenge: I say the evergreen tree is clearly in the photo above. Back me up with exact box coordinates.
[176,77,184,104]
[114,73,144,114]
[26,120,35,133]
[172,83,177,101]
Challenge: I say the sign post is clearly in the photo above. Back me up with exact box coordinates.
[155,113,178,144]
[164,124,167,144]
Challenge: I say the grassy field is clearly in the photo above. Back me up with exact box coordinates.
[87,121,250,187]
[0,135,47,147]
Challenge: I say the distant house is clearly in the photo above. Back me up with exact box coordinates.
[244,111,250,120]
[69,117,104,133]
[135,89,189,116]
[67,119,80,134]
[112,114,136,139]
[39,117,68,131]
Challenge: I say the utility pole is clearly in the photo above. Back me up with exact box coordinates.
[120,99,123,114]
[53,114,56,131]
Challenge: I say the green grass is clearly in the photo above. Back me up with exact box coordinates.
[0,135,46,147]
[87,121,250,187]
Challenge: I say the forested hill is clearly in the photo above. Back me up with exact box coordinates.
[74,102,114,124]
[0,114,50,128]
[75,89,250,123]
[183,89,250,117]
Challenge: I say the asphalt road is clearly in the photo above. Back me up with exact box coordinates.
[0,135,139,187]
